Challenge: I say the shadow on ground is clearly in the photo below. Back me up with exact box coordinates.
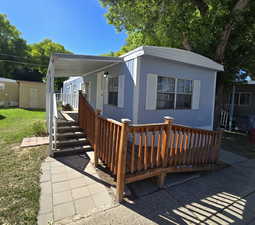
[55,152,114,188]
[52,153,255,225]
[119,160,255,225]
[0,115,6,120]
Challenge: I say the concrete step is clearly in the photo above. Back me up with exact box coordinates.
[53,145,92,157]
[56,132,85,140]
[57,121,78,127]
[56,138,89,148]
[57,126,82,133]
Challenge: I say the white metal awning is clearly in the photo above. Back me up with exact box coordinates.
[50,53,123,77]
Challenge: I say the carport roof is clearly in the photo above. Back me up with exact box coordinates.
[51,53,123,77]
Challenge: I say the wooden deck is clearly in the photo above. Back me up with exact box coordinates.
[78,91,223,202]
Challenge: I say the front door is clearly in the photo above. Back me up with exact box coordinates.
[96,72,104,111]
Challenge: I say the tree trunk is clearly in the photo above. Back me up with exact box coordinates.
[214,82,224,129]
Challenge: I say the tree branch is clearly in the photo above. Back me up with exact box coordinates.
[190,0,209,16]
[215,0,250,62]
[182,32,192,51]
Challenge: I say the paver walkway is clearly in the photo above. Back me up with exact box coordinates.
[38,149,252,225]
[20,136,49,148]
[37,153,115,225]
[63,157,255,225]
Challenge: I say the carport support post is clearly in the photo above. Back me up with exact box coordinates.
[48,67,55,157]
[116,119,130,202]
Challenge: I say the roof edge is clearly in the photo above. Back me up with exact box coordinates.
[120,45,224,72]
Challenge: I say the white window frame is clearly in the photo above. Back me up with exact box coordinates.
[235,92,251,106]
[156,76,193,110]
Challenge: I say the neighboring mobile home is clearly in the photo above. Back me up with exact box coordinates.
[222,80,255,131]
[62,77,84,110]
[59,46,223,130]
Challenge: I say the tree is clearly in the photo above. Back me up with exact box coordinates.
[29,39,71,74]
[0,14,28,77]
[0,14,71,90]
[100,0,255,125]
[29,39,72,90]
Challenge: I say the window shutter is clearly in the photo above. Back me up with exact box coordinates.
[104,77,108,104]
[192,80,201,109]
[145,74,158,110]
[118,75,125,108]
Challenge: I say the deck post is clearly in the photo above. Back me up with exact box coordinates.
[94,109,101,167]
[78,90,82,125]
[158,116,174,188]
[116,118,130,202]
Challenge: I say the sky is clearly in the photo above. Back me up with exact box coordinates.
[0,0,127,55]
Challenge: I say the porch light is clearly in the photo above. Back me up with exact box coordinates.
[104,71,109,78]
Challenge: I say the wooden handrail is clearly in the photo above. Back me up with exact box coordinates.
[77,96,223,202]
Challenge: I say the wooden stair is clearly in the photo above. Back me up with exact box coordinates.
[53,117,92,157]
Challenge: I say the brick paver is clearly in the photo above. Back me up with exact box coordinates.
[20,136,49,148]
[37,155,115,225]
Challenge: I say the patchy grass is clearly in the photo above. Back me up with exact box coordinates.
[0,108,48,225]
[222,130,255,158]
[0,108,46,143]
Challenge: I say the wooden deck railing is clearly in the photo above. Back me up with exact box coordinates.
[78,92,96,146]
[96,116,123,175]
[78,93,223,202]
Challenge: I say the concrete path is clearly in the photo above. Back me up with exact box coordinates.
[220,150,247,165]
[37,153,115,225]
[62,154,255,225]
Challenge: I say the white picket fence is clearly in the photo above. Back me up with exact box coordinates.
[55,92,79,110]
[220,109,229,129]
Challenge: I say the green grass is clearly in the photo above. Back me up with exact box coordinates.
[222,130,255,158]
[0,108,46,143]
[0,108,48,225]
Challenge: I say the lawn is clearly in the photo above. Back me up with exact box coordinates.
[222,130,255,158]
[0,108,48,225]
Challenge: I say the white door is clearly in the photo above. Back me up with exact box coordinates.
[30,88,38,108]
[96,72,104,111]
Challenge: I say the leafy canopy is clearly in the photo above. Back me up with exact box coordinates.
[0,14,28,77]
[0,14,71,89]
[100,0,255,83]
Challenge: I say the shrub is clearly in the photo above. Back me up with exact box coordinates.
[32,120,47,136]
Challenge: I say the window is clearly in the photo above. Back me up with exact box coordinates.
[108,77,118,106]
[234,92,251,106]
[157,77,175,109]
[176,79,193,109]
[156,76,193,110]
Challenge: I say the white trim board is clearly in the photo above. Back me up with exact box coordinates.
[132,57,141,123]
